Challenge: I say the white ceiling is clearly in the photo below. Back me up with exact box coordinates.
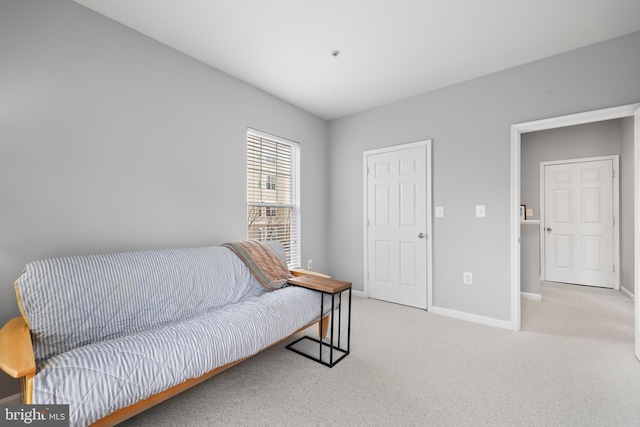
[74,0,640,120]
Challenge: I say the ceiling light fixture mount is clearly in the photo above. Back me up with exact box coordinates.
[331,50,340,57]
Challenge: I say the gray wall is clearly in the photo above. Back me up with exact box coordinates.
[328,31,640,322]
[520,119,633,295]
[520,224,541,295]
[0,0,329,398]
[621,117,636,295]
[521,120,623,221]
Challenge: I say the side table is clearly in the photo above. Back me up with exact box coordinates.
[285,275,351,367]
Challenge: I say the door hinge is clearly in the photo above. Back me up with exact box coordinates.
[367,166,370,174]
[367,271,370,279]
[367,218,370,226]
[612,169,615,178]
[613,217,615,226]
[613,265,616,273]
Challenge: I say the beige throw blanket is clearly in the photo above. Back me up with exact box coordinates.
[222,240,293,291]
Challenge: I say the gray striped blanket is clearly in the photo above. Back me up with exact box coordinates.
[14,244,330,426]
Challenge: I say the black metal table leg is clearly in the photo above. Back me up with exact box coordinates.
[285,277,351,368]
[285,291,351,367]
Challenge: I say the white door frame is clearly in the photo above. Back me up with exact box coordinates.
[363,139,433,311]
[539,155,620,290]
[510,103,640,332]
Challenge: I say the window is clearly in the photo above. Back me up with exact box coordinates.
[247,129,300,267]
[264,175,277,190]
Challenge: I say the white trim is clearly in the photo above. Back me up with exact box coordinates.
[521,292,542,301]
[514,104,639,133]
[362,153,369,298]
[621,286,634,301]
[431,306,513,330]
[511,103,640,333]
[539,155,620,291]
[0,393,20,405]
[510,125,522,331]
[634,106,640,360]
[246,127,301,268]
[362,140,433,311]
[426,142,433,311]
[247,128,299,147]
[351,290,366,298]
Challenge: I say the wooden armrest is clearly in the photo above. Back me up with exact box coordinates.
[290,268,331,279]
[0,317,36,378]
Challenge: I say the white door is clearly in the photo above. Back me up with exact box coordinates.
[365,143,429,309]
[543,159,615,288]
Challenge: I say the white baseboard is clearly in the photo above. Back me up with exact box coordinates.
[0,393,20,405]
[521,292,542,301]
[620,286,634,300]
[351,290,366,298]
[431,305,514,330]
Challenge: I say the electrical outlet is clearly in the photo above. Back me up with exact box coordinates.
[435,206,444,218]
[307,260,313,270]
[475,205,486,217]
[463,272,473,285]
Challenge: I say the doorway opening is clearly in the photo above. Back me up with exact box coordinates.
[510,104,640,355]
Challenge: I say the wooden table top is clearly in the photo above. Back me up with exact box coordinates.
[287,275,351,294]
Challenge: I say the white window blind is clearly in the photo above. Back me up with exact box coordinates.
[247,128,300,267]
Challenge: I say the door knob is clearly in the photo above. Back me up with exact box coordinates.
[546,227,552,232]
[418,233,425,239]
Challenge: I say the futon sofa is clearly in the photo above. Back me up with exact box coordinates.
[0,241,331,426]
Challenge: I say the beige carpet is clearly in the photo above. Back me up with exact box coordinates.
[120,282,640,426]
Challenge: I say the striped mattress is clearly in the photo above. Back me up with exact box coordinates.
[14,245,330,426]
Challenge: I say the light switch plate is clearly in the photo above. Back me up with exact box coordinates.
[476,205,486,217]
[526,208,533,219]
[435,206,444,218]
